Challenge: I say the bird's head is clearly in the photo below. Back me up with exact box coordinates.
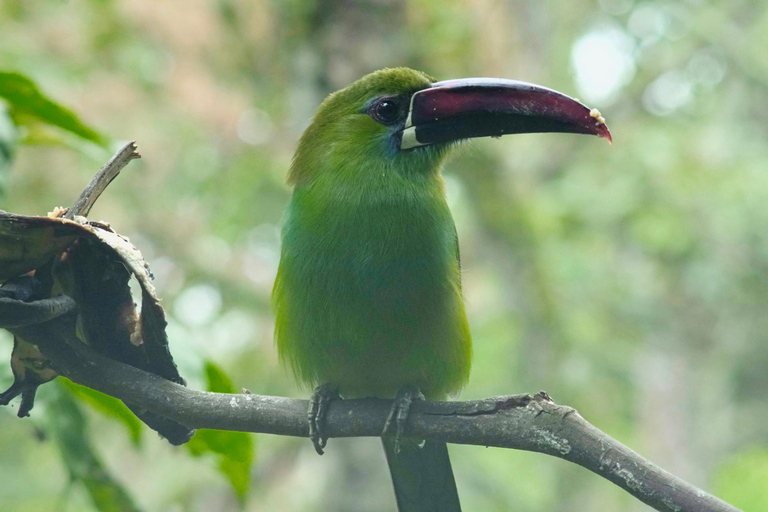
[289,67,611,186]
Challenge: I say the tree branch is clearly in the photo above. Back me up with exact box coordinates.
[7,315,738,512]
[0,295,77,328]
[65,141,141,220]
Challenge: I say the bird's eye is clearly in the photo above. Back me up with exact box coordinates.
[371,97,402,125]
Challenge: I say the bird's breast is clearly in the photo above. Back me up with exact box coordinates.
[273,185,470,397]
[286,192,457,303]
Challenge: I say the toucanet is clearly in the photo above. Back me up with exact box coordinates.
[272,67,611,512]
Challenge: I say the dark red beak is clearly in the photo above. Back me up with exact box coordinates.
[400,78,611,150]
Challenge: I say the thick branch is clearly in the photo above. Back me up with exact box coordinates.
[0,295,77,328]
[7,318,737,512]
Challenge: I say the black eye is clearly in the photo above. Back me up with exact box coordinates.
[371,97,402,125]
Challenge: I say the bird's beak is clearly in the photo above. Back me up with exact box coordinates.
[400,78,612,150]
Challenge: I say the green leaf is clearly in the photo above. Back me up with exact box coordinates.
[186,360,254,504]
[218,455,252,501]
[47,382,143,512]
[204,359,237,394]
[0,106,16,193]
[60,379,143,446]
[0,71,109,148]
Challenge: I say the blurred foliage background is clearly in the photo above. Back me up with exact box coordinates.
[1,0,767,510]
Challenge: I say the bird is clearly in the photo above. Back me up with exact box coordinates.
[272,67,611,512]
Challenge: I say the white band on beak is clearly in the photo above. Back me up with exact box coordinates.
[399,94,425,150]
[400,127,423,150]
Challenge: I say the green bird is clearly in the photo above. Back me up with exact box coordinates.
[272,67,611,512]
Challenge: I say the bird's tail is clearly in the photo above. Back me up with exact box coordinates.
[382,437,462,512]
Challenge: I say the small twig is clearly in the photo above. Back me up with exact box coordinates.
[65,141,141,219]
[8,317,740,512]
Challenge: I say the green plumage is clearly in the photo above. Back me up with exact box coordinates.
[272,68,471,511]
[273,68,472,400]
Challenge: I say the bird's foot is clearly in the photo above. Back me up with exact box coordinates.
[308,383,340,455]
[382,385,425,454]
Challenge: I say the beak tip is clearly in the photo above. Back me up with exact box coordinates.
[586,106,612,144]
[601,127,613,144]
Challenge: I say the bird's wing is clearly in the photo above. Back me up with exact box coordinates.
[453,221,463,291]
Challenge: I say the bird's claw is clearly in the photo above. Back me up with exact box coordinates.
[308,383,339,455]
[382,385,425,454]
